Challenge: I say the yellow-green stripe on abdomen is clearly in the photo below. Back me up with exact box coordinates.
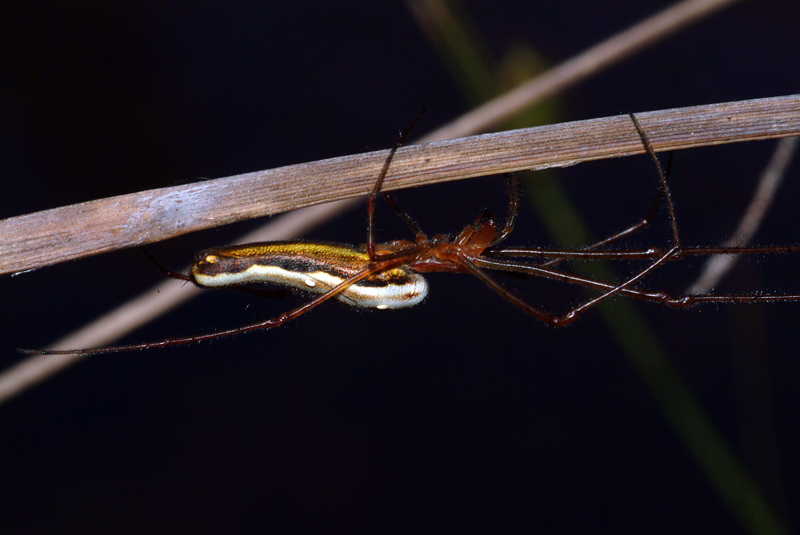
[190,241,428,310]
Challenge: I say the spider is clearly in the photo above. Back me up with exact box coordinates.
[24,111,800,355]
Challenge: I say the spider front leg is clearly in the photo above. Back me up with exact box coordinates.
[366,108,426,258]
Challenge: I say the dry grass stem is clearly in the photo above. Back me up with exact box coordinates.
[2,95,798,277]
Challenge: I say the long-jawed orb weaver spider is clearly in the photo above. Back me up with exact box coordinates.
[24,111,800,356]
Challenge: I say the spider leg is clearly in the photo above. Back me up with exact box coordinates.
[542,114,684,324]
[486,128,675,266]
[630,113,680,246]
[20,260,403,356]
[367,108,427,257]
[475,113,687,325]
[468,252,800,326]
[547,246,679,325]
[455,254,559,324]
[470,255,671,307]
[557,150,673,255]
[485,173,520,247]
[458,249,683,325]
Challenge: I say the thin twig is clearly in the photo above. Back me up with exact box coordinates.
[686,135,800,294]
[3,95,799,277]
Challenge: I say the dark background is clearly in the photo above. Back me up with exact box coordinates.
[2,1,800,533]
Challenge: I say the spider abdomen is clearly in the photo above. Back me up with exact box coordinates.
[191,240,428,310]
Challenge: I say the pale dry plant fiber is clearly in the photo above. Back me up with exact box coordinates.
[687,136,800,294]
